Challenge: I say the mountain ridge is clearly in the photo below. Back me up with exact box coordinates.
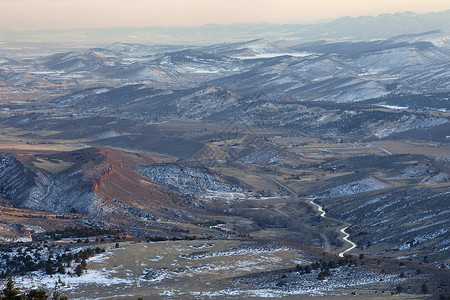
[1,10,450,46]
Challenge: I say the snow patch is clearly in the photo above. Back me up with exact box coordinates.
[312,177,390,198]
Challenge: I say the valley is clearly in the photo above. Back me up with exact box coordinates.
[0,29,449,299]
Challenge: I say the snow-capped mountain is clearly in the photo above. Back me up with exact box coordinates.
[201,39,291,57]
[389,30,450,49]
[43,49,123,72]
[106,42,186,55]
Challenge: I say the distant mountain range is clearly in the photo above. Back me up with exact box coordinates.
[2,30,449,110]
[1,27,449,142]
[1,10,449,46]
[3,29,447,141]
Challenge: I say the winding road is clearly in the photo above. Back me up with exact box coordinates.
[266,176,357,257]
[267,177,330,252]
[339,226,357,257]
[307,198,357,257]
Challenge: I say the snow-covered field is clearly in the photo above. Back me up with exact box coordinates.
[312,177,390,199]
[5,241,310,298]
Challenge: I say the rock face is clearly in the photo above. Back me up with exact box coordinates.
[0,152,101,215]
[137,160,246,197]
[0,148,224,232]
[0,155,37,207]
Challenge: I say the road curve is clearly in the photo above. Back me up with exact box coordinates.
[307,198,357,257]
[339,226,357,257]
[307,200,326,217]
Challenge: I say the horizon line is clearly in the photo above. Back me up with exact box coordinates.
[2,9,449,33]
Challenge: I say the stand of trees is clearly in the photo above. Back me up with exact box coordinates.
[34,228,119,241]
[0,278,68,300]
[1,245,105,279]
[295,257,359,281]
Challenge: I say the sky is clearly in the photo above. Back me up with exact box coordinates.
[1,0,449,31]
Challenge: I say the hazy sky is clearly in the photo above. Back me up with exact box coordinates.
[1,0,449,31]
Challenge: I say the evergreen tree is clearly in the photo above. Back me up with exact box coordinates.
[328,260,337,268]
[80,259,87,270]
[2,278,20,300]
[45,262,55,275]
[421,282,429,294]
[74,265,83,277]
[27,289,49,299]
[317,271,325,280]
[56,262,65,275]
